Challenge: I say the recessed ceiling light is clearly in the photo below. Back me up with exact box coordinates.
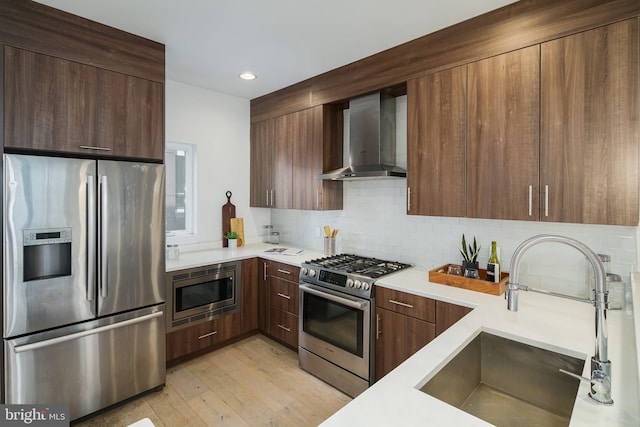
[239,72,257,80]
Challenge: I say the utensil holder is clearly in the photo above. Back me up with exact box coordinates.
[324,237,336,256]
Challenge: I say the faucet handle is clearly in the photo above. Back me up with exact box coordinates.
[559,368,590,383]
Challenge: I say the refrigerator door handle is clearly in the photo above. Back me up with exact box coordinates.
[13,311,164,353]
[99,175,108,298]
[86,175,96,301]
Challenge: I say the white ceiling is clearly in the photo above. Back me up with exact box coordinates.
[35,0,516,100]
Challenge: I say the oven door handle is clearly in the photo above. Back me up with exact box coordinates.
[300,284,367,310]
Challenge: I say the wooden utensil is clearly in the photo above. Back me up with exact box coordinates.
[324,225,331,238]
[230,218,245,247]
[331,228,339,238]
[222,191,235,247]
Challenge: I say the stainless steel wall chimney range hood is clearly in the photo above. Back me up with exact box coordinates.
[319,91,406,180]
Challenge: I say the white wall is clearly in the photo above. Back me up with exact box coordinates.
[165,80,269,248]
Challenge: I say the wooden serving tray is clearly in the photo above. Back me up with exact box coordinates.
[428,264,509,295]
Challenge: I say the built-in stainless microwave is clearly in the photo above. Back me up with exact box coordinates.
[167,260,241,331]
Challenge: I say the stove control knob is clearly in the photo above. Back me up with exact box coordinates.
[354,280,362,289]
[309,269,317,277]
[346,278,354,288]
[361,281,370,291]
[301,268,308,276]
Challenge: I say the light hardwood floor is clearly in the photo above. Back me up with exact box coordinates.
[74,334,351,426]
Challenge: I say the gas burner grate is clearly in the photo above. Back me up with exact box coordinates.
[306,254,411,279]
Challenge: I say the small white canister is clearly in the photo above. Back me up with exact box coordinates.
[166,244,180,260]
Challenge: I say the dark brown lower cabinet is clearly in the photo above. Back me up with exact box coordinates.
[269,306,298,348]
[375,287,473,381]
[266,262,300,349]
[375,307,436,380]
[435,300,473,336]
[166,313,241,362]
[166,258,261,364]
[241,257,259,333]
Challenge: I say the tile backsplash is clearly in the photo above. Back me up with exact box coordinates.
[271,179,637,299]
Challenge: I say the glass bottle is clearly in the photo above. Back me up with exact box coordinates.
[486,241,500,283]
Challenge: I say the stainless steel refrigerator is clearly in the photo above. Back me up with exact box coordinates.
[2,154,166,420]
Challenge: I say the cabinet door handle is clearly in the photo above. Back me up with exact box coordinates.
[528,185,533,217]
[376,313,381,340]
[316,189,320,209]
[389,299,413,309]
[80,145,111,151]
[277,292,291,300]
[544,185,549,217]
[198,330,218,340]
[266,190,269,206]
[277,268,291,275]
[277,324,291,332]
[407,187,412,212]
[263,262,268,281]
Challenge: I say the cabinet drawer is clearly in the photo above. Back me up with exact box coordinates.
[269,276,299,314]
[270,262,300,281]
[269,307,298,348]
[166,313,241,361]
[375,287,435,323]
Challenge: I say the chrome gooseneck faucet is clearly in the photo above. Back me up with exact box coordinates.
[506,234,613,405]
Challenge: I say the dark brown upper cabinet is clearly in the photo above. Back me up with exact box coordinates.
[4,47,163,161]
[407,65,467,217]
[250,118,275,208]
[467,45,540,221]
[540,18,639,226]
[292,105,343,211]
[250,106,342,210]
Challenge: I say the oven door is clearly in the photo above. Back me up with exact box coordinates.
[299,283,371,379]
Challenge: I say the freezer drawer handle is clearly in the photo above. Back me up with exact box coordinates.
[13,311,163,353]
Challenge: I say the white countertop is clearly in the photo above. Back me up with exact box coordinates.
[323,267,640,427]
[165,242,324,272]
[165,244,640,426]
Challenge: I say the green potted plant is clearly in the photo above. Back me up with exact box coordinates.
[460,234,480,271]
[225,231,238,248]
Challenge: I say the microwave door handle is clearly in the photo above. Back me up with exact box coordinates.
[301,285,367,310]
[86,175,96,301]
[99,175,108,298]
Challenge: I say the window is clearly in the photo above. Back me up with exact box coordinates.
[165,141,197,236]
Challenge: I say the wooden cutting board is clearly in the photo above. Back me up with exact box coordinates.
[222,191,235,247]
[230,218,245,247]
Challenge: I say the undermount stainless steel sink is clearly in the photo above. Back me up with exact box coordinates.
[420,332,585,427]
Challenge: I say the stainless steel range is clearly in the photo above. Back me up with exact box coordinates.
[298,254,410,397]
